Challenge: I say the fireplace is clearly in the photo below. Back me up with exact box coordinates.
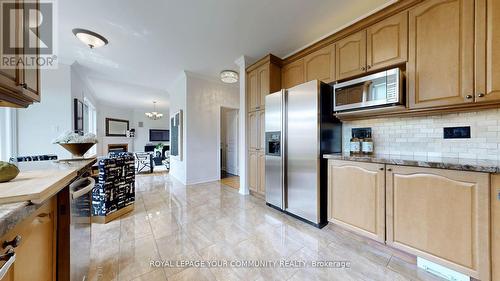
[107,144,128,153]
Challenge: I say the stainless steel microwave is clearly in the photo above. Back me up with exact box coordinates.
[333,68,403,112]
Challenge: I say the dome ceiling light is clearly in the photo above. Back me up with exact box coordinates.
[72,28,109,49]
[220,70,239,84]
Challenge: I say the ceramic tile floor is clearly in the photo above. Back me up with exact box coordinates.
[88,172,446,281]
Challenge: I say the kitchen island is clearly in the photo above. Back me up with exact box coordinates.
[0,158,96,281]
[324,153,499,281]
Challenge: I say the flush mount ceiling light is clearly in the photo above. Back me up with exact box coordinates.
[72,28,109,49]
[220,70,239,84]
[145,101,163,120]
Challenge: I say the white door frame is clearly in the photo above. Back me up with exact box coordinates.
[218,106,239,179]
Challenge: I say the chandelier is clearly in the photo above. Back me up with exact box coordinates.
[145,101,163,120]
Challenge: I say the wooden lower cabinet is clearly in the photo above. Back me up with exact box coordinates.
[248,150,265,195]
[327,160,385,242]
[491,174,500,281]
[386,165,490,280]
[258,152,265,194]
[0,197,56,281]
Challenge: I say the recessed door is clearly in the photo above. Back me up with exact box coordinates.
[0,0,22,93]
[258,152,265,194]
[367,12,408,72]
[336,30,367,81]
[408,0,474,108]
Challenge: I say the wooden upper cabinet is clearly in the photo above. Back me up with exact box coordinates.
[408,0,474,109]
[0,0,41,108]
[328,160,385,242]
[367,12,408,72]
[386,165,490,280]
[335,30,367,81]
[247,56,281,111]
[304,44,335,83]
[247,71,259,112]
[474,0,500,103]
[282,58,304,89]
[258,65,269,109]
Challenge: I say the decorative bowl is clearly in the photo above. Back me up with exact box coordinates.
[58,143,96,157]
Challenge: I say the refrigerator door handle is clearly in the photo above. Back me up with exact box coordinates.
[282,89,287,210]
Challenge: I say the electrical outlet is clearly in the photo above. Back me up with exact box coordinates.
[443,126,471,139]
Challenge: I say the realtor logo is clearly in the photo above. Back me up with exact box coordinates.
[1,1,57,69]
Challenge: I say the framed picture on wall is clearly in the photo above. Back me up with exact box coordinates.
[74,98,84,133]
[170,110,183,160]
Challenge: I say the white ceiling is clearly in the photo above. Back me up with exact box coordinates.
[58,0,393,109]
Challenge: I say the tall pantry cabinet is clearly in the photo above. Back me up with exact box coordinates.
[246,55,281,196]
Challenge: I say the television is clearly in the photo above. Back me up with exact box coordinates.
[149,129,169,141]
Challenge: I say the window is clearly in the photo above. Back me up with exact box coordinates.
[83,97,97,156]
[0,108,17,162]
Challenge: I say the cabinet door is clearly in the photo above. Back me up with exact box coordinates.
[492,174,500,281]
[408,0,474,108]
[327,160,385,242]
[258,65,269,110]
[335,30,366,81]
[257,151,265,194]
[20,0,40,101]
[248,112,258,150]
[247,70,258,112]
[0,0,23,96]
[475,0,500,102]
[304,44,335,83]
[281,59,304,89]
[386,165,490,280]
[366,12,408,72]
[248,151,258,192]
[258,110,265,151]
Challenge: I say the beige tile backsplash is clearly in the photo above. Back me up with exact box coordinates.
[342,108,500,160]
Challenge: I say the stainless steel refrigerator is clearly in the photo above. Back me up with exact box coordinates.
[264,80,342,228]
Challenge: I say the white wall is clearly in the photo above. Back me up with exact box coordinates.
[168,73,188,184]
[184,73,239,184]
[17,64,73,159]
[96,104,135,155]
[343,108,500,160]
[132,109,170,151]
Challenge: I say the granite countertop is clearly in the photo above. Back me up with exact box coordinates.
[323,153,500,173]
[0,158,96,237]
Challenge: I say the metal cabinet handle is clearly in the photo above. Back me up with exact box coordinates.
[379,167,384,171]
[19,83,27,89]
[477,93,485,98]
[367,65,372,69]
[361,66,366,71]
[387,168,393,172]
[2,236,21,249]
[465,95,473,99]
[0,249,15,280]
